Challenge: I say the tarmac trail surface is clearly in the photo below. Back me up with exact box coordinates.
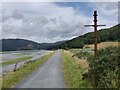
[16,50,65,88]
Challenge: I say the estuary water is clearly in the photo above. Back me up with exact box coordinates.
[0,50,52,76]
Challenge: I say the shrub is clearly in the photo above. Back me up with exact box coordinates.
[85,46,119,88]
[75,51,91,59]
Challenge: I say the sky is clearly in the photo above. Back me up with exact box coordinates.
[0,0,119,43]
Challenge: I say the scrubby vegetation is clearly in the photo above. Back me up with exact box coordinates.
[69,49,92,59]
[84,46,119,88]
[75,51,91,59]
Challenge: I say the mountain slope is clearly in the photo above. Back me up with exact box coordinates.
[57,24,119,49]
[1,39,65,51]
[1,39,40,51]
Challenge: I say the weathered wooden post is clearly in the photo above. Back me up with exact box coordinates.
[85,11,106,87]
[85,11,106,58]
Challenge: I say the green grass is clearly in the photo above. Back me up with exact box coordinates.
[1,56,33,65]
[61,51,92,88]
[2,52,54,88]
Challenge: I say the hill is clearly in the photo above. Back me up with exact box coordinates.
[1,24,119,51]
[57,24,119,49]
[0,39,64,51]
[1,39,40,51]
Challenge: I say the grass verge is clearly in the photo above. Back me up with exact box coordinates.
[2,52,54,88]
[1,56,33,65]
[61,50,92,88]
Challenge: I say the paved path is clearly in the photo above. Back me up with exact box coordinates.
[16,50,65,88]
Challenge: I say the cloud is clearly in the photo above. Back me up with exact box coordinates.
[1,2,118,43]
[2,2,91,43]
[2,0,56,2]
[89,0,119,2]
[2,0,119,2]
[86,2,118,29]
[91,2,118,16]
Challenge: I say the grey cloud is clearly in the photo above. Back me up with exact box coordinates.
[2,10,24,22]
[50,18,57,24]
[2,2,117,43]
[12,11,24,19]
[2,10,91,43]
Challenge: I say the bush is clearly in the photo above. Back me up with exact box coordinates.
[75,51,91,59]
[85,46,119,88]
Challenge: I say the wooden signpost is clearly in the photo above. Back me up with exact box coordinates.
[85,10,106,87]
[85,11,106,58]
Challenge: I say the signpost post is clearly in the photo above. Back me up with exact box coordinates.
[85,11,106,58]
[85,11,106,87]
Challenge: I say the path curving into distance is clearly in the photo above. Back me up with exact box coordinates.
[16,50,65,88]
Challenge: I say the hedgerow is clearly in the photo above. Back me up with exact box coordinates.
[84,46,119,88]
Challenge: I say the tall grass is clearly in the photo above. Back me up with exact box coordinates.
[61,51,92,88]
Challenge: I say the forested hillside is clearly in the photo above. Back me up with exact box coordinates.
[57,24,119,49]
[1,39,40,51]
[1,39,64,51]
